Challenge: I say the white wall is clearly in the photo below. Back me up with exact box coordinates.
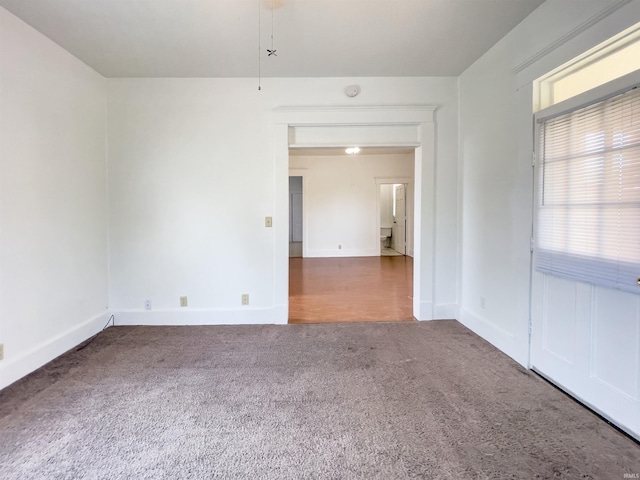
[290,153,413,257]
[0,8,109,389]
[5,0,637,395]
[458,0,640,366]
[108,77,459,324]
[0,8,461,388]
[380,184,394,229]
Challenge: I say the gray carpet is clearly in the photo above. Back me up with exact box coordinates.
[0,321,638,479]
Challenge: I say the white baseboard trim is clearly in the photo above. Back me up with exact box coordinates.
[304,248,380,258]
[414,300,433,321]
[113,307,286,326]
[458,307,528,367]
[0,310,111,391]
[433,303,459,320]
[414,302,459,321]
[272,305,288,324]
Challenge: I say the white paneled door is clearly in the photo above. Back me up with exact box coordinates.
[393,184,406,255]
[531,230,640,441]
[531,74,640,441]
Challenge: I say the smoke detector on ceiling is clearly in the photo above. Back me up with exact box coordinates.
[344,85,361,97]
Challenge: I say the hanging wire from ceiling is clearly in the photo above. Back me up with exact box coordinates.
[258,0,280,91]
[258,0,262,91]
[267,0,277,57]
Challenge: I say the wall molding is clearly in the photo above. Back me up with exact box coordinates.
[434,303,459,320]
[114,307,285,326]
[458,307,528,367]
[0,311,111,391]
[511,0,632,75]
[274,105,437,121]
[304,249,380,258]
[375,177,413,185]
[416,301,433,321]
[274,105,438,324]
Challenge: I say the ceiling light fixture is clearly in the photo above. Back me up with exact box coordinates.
[345,147,361,155]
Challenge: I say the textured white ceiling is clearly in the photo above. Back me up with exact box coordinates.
[0,0,545,78]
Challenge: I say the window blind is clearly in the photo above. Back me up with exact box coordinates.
[537,85,640,294]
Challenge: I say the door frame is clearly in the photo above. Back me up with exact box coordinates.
[273,105,437,321]
[375,178,413,256]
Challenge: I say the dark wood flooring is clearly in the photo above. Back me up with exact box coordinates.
[288,256,414,323]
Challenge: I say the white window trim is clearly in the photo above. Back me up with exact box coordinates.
[536,69,640,122]
[534,21,640,112]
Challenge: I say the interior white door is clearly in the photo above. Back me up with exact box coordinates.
[393,184,406,255]
[530,185,640,441]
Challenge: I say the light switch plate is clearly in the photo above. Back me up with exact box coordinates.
[265,217,273,227]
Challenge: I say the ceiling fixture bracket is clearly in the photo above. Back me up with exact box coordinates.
[344,85,361,97]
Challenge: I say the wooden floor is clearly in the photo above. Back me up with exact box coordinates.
[289,256,414,324]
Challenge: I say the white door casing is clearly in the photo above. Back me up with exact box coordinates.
[273,105,437,321]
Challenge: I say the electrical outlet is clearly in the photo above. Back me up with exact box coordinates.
[180,296,188,307]
[480,296,486,309]
[338,244,342,250]
[144,299,152,311]
[241,294,249,305]
[0,343,3,361]
[265,216,273,227]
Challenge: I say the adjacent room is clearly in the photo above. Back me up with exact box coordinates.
[288,147,415,323]
[1,0,639,477]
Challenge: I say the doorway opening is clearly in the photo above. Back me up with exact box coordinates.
[273,105,437,322]
[289,176,303,258]
[287,147,415,323]
[378,179,414,257]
